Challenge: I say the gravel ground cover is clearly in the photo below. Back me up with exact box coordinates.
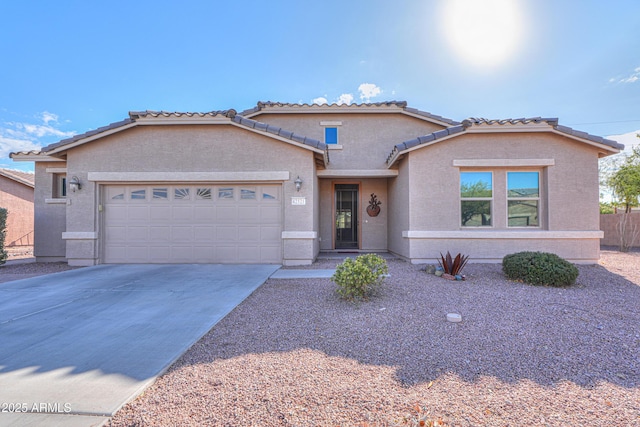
[107,250,640,426]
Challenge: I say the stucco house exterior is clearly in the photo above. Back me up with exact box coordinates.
[11,101,622,266]
[0,168,35,247]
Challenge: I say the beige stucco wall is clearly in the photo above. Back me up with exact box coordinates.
[387,161,410,258]
[252,113,445,170]
[0,176,34,246]
[400,132,604,263]
[34,162,67,261]
[63,124,320,265]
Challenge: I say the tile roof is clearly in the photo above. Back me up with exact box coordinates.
[240,101,460,127]
[387,117,624,165]
[39,109,326,155]
[0,168,35,187]
[462,117,624,150]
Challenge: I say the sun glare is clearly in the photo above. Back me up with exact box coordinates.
[440,0,525,69]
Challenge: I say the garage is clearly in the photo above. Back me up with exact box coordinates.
[103,184,282,263]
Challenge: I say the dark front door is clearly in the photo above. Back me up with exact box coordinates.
[335,184,359,249]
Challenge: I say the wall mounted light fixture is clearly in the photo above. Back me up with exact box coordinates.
[69,176,82,192]
[294,176,303,192]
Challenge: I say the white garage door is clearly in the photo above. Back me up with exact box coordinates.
[103,184,282,263]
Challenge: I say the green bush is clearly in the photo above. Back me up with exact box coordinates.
[502,251,578,287]
[332,254,388,301]
[0,208,7,265]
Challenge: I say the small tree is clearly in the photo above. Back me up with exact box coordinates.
[608,145,640,213]
[0,208,8,265]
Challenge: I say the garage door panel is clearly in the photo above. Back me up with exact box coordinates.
[127,227,148,241]
[194,206,215,221]
[148,246,170,261]
[216,206,238,222]
[238,246,261,263]
[171,246,194,262]
[260,206,281,221]
[238,206,261,222]
[150,206,171,221]
[171,226,194,242]
[238,226,260,241]
[217,225,238,242]
[104,184,282,263]
[149,227,171,242]
[193,226,215,241]
[128,206,149,221]
[261,246,282,263]
[105,226,127,242]
[216,246,238,263]
[261,226,281,241]
[171,206,194,222]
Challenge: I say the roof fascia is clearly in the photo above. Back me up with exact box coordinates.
[386,132,463,167]
[399,109,459,127]
[10,153,66,162]
[242,103,406,118]
[228,120,325,155]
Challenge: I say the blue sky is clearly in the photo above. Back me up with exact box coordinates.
[2,0,639,172]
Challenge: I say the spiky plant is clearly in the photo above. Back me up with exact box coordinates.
[437,251,469,276]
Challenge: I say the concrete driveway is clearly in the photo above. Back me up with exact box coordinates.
[0,264,280,427]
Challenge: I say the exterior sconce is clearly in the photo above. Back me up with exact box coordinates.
[69,176,82,192]
[294,176,303,192]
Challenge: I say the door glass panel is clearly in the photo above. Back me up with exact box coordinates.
[335,184,358,249]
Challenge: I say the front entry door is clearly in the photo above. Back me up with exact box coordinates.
[335,184,359,249]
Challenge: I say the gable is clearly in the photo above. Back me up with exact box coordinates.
[387,117,623,167]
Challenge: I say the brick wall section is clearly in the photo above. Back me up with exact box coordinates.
[600,212,640,248]
[0,176,35,246]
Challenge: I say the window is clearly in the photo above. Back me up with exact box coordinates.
[507,172,539,227]
[325,127,338,144]
[153,188,168,200]
[240,188,256,199]
[460,172,492,227]
[196,188,212,200]
[174,188,190,200]
[53,173,67,198]
[131,189,146,200]
[218,187,234,199]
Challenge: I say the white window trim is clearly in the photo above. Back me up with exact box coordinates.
[460,171,493,228]
[506,170,541,228]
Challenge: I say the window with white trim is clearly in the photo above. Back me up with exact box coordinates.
[53,173,67,198]
[460,171,492,227]
[507,171,539,227]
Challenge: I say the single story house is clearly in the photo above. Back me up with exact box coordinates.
[0,168,35,247]
[11,101,622,266]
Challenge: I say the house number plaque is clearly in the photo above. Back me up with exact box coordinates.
[291,197,306,205]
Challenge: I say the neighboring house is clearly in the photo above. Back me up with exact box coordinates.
[0,168,35,247]
[11,101,623,266]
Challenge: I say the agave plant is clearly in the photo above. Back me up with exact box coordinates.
[437,251,470,276]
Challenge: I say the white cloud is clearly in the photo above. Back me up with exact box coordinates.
[358,83,382,101]
[312,97,328,105]
[0,111,76,160]
[40,111,59,124]
[0,136,41,159]
[336,94,354,105]
[611,66,640,84]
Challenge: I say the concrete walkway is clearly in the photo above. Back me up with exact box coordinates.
[0,264,279,427]
[270,269,336,279]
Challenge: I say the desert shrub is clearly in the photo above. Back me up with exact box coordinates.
[0,208,7,265]
[437,251,469,275]
[502,251,578,287]
[332,254,388,301]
